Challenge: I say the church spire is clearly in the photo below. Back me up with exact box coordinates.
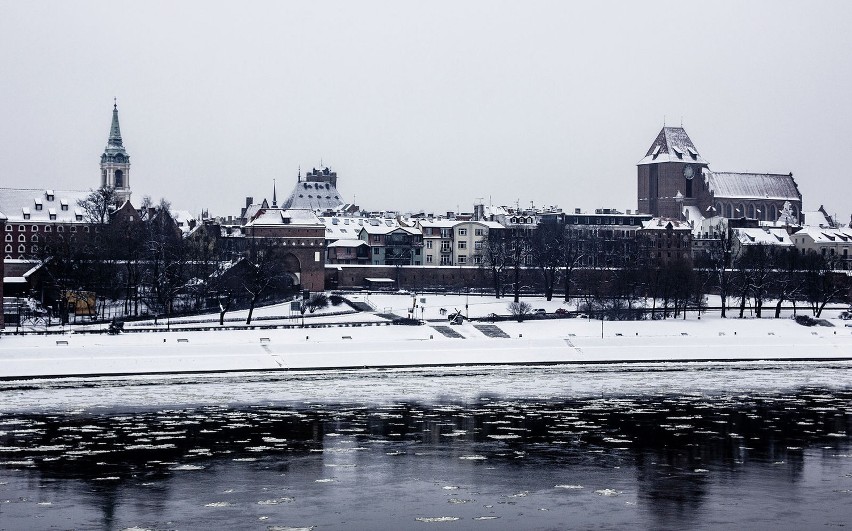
[272,178,278,207]
[109,99,123,147]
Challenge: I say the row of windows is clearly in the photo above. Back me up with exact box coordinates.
[567,216,642,226]
[5,244,37,254]
[6,224,89,233]
[29,203,70,211]
[5,234,39,242]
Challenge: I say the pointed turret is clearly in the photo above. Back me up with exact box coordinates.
[272,179,278,207]
[108,100,123,147]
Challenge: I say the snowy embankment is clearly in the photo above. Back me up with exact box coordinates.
[1,306,851,379]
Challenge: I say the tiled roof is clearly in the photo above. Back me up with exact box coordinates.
[793,226,852,243]
[0,188,91,224]
[733,227,793,246]
[638,127,709,165]
[244,208,323,227]
[327,238,368,248]
[281,181,346,210]
[707,172,801,201]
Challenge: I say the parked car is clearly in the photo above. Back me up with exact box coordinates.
[554,308,568,315]
[533,308,547,315]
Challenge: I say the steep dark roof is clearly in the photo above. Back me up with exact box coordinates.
[707,172,801,201]
[637,126,708,165]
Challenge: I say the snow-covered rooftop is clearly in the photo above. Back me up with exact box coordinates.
[0,188,92,224]
[707,172,800,201]
[637,127,709,166]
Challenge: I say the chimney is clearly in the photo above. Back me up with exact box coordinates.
[246,196,253,208]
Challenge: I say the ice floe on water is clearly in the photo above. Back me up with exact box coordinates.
[415,516,460,523]
[458,455,486,460]
[204,501,233,507]
[170,464,204,471]
[257,497,294,505]
[595,489,621,496]
[555,484,584,489]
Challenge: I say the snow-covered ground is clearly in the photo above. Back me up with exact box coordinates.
[1,293,850,379]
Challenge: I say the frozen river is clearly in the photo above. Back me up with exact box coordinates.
[1,362,851,530]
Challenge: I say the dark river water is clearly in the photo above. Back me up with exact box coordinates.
[1,363,851,530]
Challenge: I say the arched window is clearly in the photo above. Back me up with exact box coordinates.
[748,204,756,219]
[31,245,37,253]
[4,234,10,242]
[4,244,11,253]
[18,234,25,242]
[31,234,38,242]
[18,244,26,253]
[715,203,722,217]
[770,204,778,221]
[115,169,124,188]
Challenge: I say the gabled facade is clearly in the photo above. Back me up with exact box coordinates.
[242,207,326,290]
[359,224,423,266]
[637,218,693,264]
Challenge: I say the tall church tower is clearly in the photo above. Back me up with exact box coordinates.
[637,127,709,218]
[100,101,131,204]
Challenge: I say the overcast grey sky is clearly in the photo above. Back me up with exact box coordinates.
[1,1,850,220]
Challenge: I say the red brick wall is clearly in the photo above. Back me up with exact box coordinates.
[638,162,707,217]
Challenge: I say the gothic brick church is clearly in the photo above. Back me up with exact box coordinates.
[637,127,802,224]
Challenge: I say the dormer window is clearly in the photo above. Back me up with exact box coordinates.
[672,146,684,159]
[22,207,30,220]
[60,199,69,211]
[45,190,54,201]
[651,145,661,159]
[49,208,57,221]
[34,199,43,210]
[75,214,83,221]
[687,146,699,160]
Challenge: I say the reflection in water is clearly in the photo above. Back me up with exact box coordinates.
[0,374,851,529]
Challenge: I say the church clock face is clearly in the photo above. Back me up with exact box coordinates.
[683,165,694,180]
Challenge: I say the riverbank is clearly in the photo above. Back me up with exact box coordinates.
[1,309,851,379]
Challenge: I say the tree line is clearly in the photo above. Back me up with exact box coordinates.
[33,187,301,325]
[481,221,848,319]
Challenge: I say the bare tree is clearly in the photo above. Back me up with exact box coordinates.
[802,252,846,317]
[507,229,532,303]
[140,200,189,324]
[562,226,585,303]
[481,234,509,298]
[241,240,295,325]
[699,221,735,318]
[530,222,563,301]
[507,300,532,322]
[78,185,118,225]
